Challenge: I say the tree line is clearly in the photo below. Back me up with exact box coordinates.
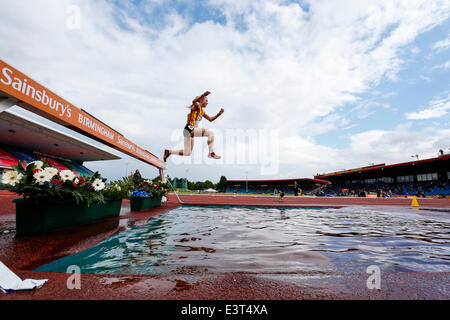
[152,175,227,192]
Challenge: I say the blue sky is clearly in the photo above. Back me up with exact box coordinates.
[316,18,450,148]
[111,0,228,30]
[0,0,449,182]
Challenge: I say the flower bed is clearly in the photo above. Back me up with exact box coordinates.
[130,197,162,211]
[14,197,122,236]
[1,159,127,235]
[130,180,167,211]
[2,159,106,206]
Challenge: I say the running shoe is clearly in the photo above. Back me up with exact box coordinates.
[208,152,221,159]
[164,149,170,162]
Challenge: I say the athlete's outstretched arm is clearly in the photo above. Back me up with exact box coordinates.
[204,108,224,122]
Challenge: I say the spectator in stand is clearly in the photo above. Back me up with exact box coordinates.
[279,191,285,202]
[294,181,299,196]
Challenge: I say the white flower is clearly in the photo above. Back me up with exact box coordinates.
[74,178,79,184]
[114,184,121,191]
[1,171,23,186]
[60,170,76,182]
[27,160,44,169]
[92,179,105,191]
[43,167,58,178]
[33,171,52,185]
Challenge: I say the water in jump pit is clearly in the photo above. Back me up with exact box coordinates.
[35,206,450,276]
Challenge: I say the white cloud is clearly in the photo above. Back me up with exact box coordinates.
[1,0,449,181]
[371,90,398,98]
[432,60,450,69]
[433,34,450,51]
[277,125,450,177]
[406,93,450,120]
[420,75,432,82]
[279,136,344,176]
[348,128,450,162]
[343,124,358,130]
[295,113,351,136]
[350,101,391,119]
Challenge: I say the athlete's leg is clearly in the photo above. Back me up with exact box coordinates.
[201,129,215,154]
[179,136,193,156]
[200,128,221,159]
[193,127,204,138]
[166,136,193,159]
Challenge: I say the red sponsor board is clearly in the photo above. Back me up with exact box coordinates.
[0,148,19,168]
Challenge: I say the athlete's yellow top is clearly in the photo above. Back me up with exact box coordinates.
[187,105,205,127]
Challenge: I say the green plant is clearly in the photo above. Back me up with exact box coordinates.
[103,182,130,200]
[106,175,136,199]
[1,159,106,206]
[131,180,168,199]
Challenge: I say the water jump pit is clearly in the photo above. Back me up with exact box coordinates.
[35,205,449,277]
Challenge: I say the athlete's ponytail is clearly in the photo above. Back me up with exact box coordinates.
[186,96,201,109]
[186,93,208,109]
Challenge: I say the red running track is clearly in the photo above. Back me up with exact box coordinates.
[166,193,450,209]
[0,190,449,300]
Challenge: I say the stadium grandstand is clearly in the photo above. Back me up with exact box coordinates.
[0,59,165,185]
[225,155,449,198]
[314,155,450,198]
[226,178,330,195]
[0,109,120,180]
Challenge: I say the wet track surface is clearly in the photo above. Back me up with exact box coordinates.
[1,191,449,300]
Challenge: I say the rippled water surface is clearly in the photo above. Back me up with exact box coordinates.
[36,206,450,275]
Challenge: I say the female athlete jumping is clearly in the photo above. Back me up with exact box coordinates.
[164,91,224,162]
